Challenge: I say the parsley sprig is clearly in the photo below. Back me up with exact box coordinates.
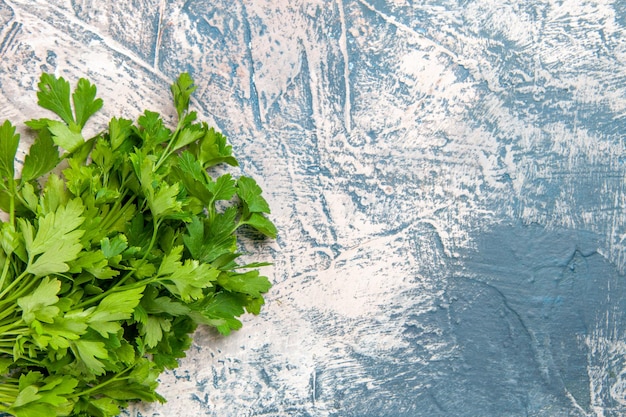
[0,73,276,417]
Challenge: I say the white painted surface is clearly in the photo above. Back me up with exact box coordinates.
[1,0,626,415]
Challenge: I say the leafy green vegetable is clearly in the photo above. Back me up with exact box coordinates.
[0,72,276,417]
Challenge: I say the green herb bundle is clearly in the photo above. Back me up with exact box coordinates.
[0,73,276,417]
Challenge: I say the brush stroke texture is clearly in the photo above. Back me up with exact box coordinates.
[1,0,626,415]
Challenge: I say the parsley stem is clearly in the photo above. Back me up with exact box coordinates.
[0,253,12,293]
[0,181,17,294]
[74,365,134,398]
[145,218,161,260]
[0,383,18,392]
[99,192,135,234]
[75,271,157,309]
[0,325,27,335]
[155,121,183,170]
[8,178,15,228]
[0,304,16,322]
[0,275,38,308]
[0,326,26,336]
[0,270,29,301]
[73,269,134,309]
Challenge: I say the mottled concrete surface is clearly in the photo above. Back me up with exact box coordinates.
[1,0,626,416]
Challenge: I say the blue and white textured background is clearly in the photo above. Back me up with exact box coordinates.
[1,0,626,415]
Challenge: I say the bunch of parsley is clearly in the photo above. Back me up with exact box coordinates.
[0,73,276,417]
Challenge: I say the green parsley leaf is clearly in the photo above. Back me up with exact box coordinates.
[7,372,77,417]
[140,315,171,348]
[136,110,170,149]
[217,270,272,298]
[21,198,85,277]
[208,174,237,202]
[140,285,190,316]
[36,73,74,125]
[71,338,109,375]
[21,129,60,183]
[0,119,19,185]
[17,277,61,325]
[183,214,236,263]
[130,151,184,220]
[190,126,238,168]
[158,246,219,301]
[172,122,204,152]
[108,117,134,151]
[39,174,71,214]
[100,235,128,259]
[88,286,144,337]
[0,72,276,417]
[72,78,104,128]
[170,72,196,119]
[189,292,246,335]
[47,120,85,153]
[242,212,278,238]
[237,176,271,214]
